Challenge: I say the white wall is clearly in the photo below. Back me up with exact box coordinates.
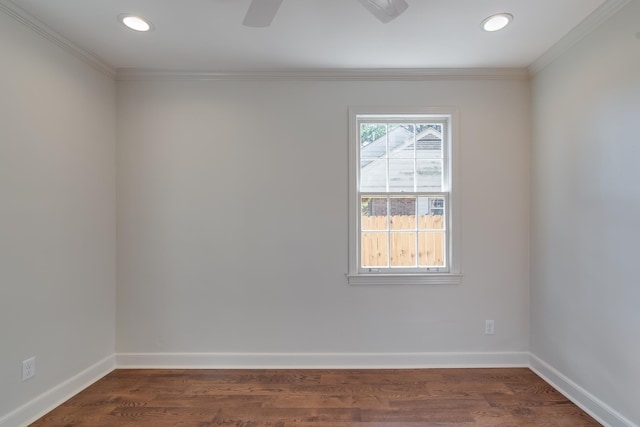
[116,77,530,361]
[0,10,116,423]
[530,1,640,425]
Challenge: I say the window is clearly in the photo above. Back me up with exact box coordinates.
[348,108,461,285]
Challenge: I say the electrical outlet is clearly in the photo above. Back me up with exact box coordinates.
[22,357,35,381]
[485,320,495,335]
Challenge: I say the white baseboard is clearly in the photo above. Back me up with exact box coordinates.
[0,355,115,427]
[115,351,529,369]
[529,353,636,427]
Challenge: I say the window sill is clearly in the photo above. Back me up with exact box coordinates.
[346,273,462,286]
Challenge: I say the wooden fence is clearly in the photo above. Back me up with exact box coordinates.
[361,215,444,267]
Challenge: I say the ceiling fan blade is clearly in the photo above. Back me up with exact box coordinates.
[357,0,408,23]
[243,0,284,27]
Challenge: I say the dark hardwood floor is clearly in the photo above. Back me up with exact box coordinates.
[30,368,600,426]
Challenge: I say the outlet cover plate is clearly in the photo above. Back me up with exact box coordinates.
[22,357,35,381]
[485,320,495,335]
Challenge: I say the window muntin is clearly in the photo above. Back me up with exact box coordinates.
[352,113,454,276]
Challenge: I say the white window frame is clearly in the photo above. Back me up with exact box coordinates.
[347,107,461,285]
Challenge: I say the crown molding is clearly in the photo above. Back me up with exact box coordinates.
[0,0,115,78]
[116,67,530,82]
[528,0,632,76]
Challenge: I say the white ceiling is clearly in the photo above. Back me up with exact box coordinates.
[9,0,607,71]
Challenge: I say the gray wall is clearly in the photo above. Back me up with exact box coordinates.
[116,78,530,357]
[530,1,640,424]
[0,10,116,420]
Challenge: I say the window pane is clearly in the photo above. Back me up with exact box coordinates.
[390,232,417,267]
[360,123,387,158]
[361,232,389,267]
[390,198,416,230]
[416,126,443,159]
[361,197,388,230]
[389,159,414,191]
[416,159,442,191]
[388,124,414,159]
[417,197,445,230]
[360,159,387,192]
[418,232,445,267]
[415,123,442,134]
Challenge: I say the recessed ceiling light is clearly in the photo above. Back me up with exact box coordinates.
[119,14,153,32]
[482,13,513,32]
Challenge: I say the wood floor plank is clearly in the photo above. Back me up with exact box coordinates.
[260,394,389,409]
[210,407,362,424]
[29,368,601,426]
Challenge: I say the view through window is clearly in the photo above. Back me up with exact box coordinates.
[355,115,451,273]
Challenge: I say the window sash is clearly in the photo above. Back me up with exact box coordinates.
[358,192,449,273]
[357,119,450,192]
